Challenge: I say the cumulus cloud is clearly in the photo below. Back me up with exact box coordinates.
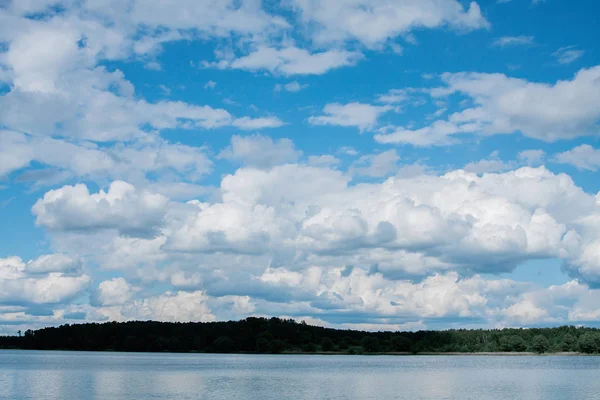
[120,290,216,322]
[206,46,364,76]
[554,145,600,171]
[464,152,513,174]
[351,149,400,177]
[0,257,90,306]
[218,134,302,168]
[4,0,600,333]
[289,0,489,48]
[92,278,136,306]
[307,155,340,168]
[32,181,169,236]
[133,165,594,281]
[0,130,214,185]
[25,254,81,274]
[378,66,600,145]
[232,116,286,130]
[16,158,600,329]
[376,89,408,105]
[309,103,393,131]
[518,149,546,166]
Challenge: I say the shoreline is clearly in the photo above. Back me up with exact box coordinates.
[0,348,592,356]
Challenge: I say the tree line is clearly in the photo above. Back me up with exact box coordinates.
[2,318,600,355]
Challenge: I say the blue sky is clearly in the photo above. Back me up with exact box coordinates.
[1,0,600,333]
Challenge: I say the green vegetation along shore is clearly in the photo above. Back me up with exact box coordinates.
[2,318,600,355]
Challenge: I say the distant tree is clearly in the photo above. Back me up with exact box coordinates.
[268,339,286,354]
[321,337,334,352]
[4,317,600,356]
[390,336,412,352]
[256,337,269,353]
[561,334,576,352]
[578,333,600,354]
[338,336,352,350]
[303,342,317,353]
[532,335,549,354]
[193,336,205,351]
[361,336,380,353]
[213,336,236,353]
[499,335,526,352]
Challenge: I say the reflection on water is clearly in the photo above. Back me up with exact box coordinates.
[1,351,599,400]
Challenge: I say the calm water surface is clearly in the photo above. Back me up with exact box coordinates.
[1,350,599,399]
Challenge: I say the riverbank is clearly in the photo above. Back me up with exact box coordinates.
[281,351,588,356]
[2,348,592,356]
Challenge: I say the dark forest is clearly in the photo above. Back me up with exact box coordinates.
[2,318,600,355]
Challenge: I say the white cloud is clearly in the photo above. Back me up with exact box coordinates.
[464,153,513,174]
[257,267,500,319]
[307,155,340,168]
[93,278,136,306]
[518,149,546,166]
[206,46,364,76]
[492,35,534,48]
[555,145,600,171]
[218,134,302,168]
[0,65,279,142]
[204,80,217,89]
[155,164,592,280]
[120,290,216,322]
[376,89,408,104]
[232,116,285,130]
[309,102,393,131]
[275,81,309,92]
[32,181,169,236]
[375,120,466,146]
[289,0,489,48]
[0,256,90,306]
[553,46,584,65]
[25,254,81,274]
[351,149,400,177]
[0,130,214,184]
[386,66,600,145]
[130,0,289,37]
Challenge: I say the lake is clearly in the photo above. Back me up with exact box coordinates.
[1,351,599,399]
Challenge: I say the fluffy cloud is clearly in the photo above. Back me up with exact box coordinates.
[232,116,285,130]
[289,0,488,47]
[0,257,90,306]
[0,130,214,185]
[25,254,81,274]
[518,149,546,166]
[0,68,281,141]
[32,181,169,236]
[130,0,289,36]
[206,46,364,76]
[463,152,513,174]
[309,103,393,131]
[24,162,600,299]
[92,278,136,306]
[0,5,285,192]
[378,66,600,145]
[351,149,400,177]
[555,145,600,171]
[120,290,216,322]
[218,134,302,168]
[107,165,592,281]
